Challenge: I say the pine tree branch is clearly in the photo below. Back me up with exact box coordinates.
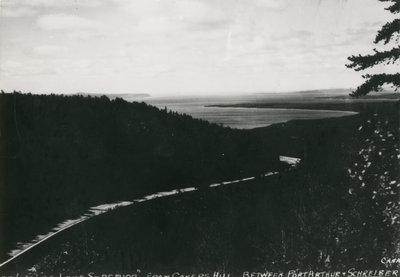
[350,73,400,97]
[346,47,400,71]
[348,1,400,97]
[387,1,400,13]
[379,0,400,14]
[375,18,400,44]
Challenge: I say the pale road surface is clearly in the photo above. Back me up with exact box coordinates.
[0,171,280,269]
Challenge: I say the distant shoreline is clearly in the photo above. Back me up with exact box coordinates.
[203,105,358,115]
[206,99,400,113]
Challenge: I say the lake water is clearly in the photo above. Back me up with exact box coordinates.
[122,94,358,129]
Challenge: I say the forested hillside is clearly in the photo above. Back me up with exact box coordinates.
[1,98,398,273]
[0,92,279,260]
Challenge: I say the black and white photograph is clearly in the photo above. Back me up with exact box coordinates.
[0,0,399,275]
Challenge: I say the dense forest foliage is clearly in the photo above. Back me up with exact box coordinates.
[0,92,398,274]
[21,99,396,273]
[0,92,280,261]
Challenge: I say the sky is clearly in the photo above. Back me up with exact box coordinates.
[0,0,397,96]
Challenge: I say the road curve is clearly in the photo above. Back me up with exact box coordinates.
[0,171,279,269]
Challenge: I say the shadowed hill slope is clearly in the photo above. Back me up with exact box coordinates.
[0,92,280,261]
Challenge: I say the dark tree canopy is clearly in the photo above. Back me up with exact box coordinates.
[346,0,400,97]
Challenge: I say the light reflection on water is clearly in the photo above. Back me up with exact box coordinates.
[141,95,357,129]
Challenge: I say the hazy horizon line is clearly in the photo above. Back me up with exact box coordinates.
[1,87,357,97]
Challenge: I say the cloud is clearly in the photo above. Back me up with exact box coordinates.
[253,0,290,11]
[33,45,69,56]
[2,0,103,8]
[1,7,37,17]
[0,59,56,78]
[0,0,106,18]
[173,1,232,29]
[66,30,104,40]
[0,0,395,95]
[116,0,232,32]
[37,14,101,31]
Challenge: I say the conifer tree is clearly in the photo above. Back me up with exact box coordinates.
[346,0,400,97]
